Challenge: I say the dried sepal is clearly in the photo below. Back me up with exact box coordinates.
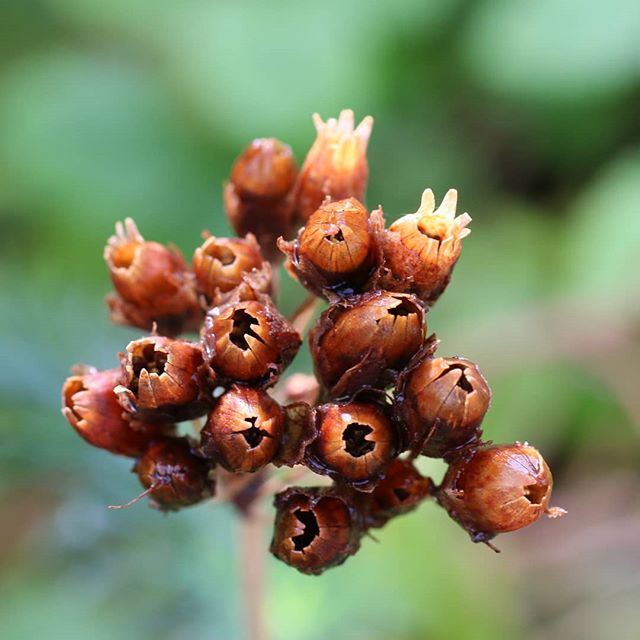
[104,218,201,335]
[224,138,298,260]
[278,197,378,300]
[200,385,285,473]
[270,486,363,575]
[62,368,173,457]
[378,189,471,305]
[436,442,566,545]
[395,352,491,456]
[273,402,318,467]
[201,299,301,387]
[292,110,373,225]
[133,437,215,511]
[309,291,426,398]
[116,336,210,422]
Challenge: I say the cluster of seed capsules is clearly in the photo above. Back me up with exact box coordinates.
[62,110,564,575]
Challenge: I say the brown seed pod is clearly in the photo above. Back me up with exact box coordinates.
[292,110,373,225]
[279,197,379,299]
[132,438,215,511]
[62,367,173,457]
[270,487,362,575]
[115,336,209,422]
[378,189,471,306]
[309,291,425,397]
[437,443,566,545]
[104,218,201,336]
[365,458,434,528]
[224,138,298,260]
[192,233,266,301]
[305,400,399,490]
[200,385,285,473]
[396,354,491,457]
[201,300,301,387]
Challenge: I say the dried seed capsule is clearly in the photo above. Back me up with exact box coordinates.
[437,443,566,545]
[192,234,266,301]
[366,458,434,528]
[104,218,201,336]
[379,189,471,305]
[62,368,172,457]
[310,291,425,397]
[224,138,298,260]
[279,197,377,298]
[270,487,362,575]
[396,355,491,456]
[292,110,373,225]
[200,385,285,473]
[116,336,209,422]
[305,401,399,490]
[201,300,301,387]
[133,438,215,511]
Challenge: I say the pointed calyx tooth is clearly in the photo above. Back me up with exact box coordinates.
[416,189,436,217]
[433,189,458,220]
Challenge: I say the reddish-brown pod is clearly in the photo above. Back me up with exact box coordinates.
[279,197,377,298]
[200,385,285,473]
[192,234,266,301]
[270,487,362,575]
[116,336,209,422]
[437,443,566,545]
[310,291,425,397]
[305,401,398,490]
[132,438,215,511]
[104,218,201,336]
[396,355,491,456]
[224,138,298,260]
[292,110,373,225]
[366,458,434,528]
[201,300,301,387]
[379,189,471,306]
[62,367,172,457]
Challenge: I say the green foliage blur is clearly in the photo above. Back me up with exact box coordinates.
[1,1,640,639]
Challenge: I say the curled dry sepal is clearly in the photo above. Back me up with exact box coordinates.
[61,109,565,573]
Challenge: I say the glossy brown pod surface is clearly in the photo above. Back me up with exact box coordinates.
[62,368,172,457]
[396,355,491,456]
[134,438,215,511]
[270,487,362,575]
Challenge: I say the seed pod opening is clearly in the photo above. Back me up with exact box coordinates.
[366,458,434,528]
[396,355,491,456]
[310,291,425,397]
[279,197,378,298]
[306,401,398,490]
[193,234,266,301]
[201,300,301,387]
[224,138,298,260]
[292,110,373,225]
[200,385,285,473]
[116,336,208,422]
[62,368,173,457]
[379,189,471,306]
[104,218,201,335]
[134,438,215,511]
[270,487,362,575]
[437,443,565,543]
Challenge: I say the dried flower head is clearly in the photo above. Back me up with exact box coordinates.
[104,218,201,335]
[396,354,491,456]
[310,291,425,397]
[437,443,566,545]
[62,367,173,457]
[379,189,471,305]
[202,300,301,387]
[292,110,373,225]
[270,487,362,575]
[225,138,298,259]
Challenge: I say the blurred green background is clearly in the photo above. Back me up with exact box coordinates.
[1,1,640,639]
